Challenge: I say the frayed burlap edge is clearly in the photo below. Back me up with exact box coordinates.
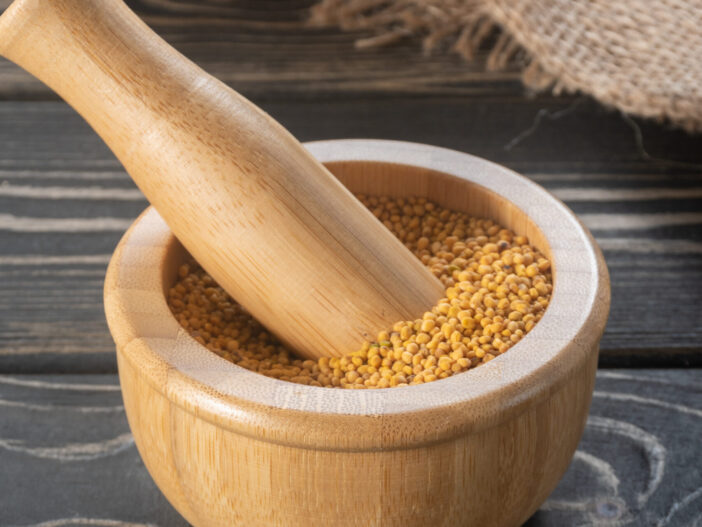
[309,0,702,133]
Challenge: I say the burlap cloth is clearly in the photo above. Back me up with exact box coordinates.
[311,0,702,132]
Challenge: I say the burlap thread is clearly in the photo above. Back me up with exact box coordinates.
[310,0,702,132]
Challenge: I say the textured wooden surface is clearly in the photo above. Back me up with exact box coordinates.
[0,0,521,100]
[0,370,699,526]
[0,100,700,372]
[0,0,700,525]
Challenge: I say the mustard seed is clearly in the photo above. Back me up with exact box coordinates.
[167,194,552,389]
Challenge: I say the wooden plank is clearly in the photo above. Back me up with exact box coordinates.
[0,101,701,371]
[0,370,699,525]
[0,0,524,100]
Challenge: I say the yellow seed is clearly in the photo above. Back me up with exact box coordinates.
[437,302,451,315]
[461,317,476,330]
[535,282,550,296]
[438,356,452,371]
[416,332,431,344]
[168,194,551,390]
[478,264,492,275]
[420,319,435,332]
[450,348,464,360]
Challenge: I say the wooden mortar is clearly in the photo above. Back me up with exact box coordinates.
[105,140,611,527]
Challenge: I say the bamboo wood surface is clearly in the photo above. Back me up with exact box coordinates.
[104,140,610,526]
[0,0,443,360]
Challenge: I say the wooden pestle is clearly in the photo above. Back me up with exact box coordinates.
[0,0,444,360]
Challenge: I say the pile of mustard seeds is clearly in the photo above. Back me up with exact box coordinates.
[168,195,552,389]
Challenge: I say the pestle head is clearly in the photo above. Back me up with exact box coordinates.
[0,0,445,359]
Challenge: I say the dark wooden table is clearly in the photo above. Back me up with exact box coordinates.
[1,1,701,525]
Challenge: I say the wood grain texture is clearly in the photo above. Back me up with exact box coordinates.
[0,0,445,360]
[103,140,609,526]
[0,0,522,100]
[1,370,699,526]
[0,101,700,370]
[0,3,697,524]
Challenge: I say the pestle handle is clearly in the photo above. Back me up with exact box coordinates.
[0,0,444,360]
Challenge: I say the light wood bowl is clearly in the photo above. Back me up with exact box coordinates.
[104,140,610,527]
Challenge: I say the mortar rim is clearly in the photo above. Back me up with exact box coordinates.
[104,139,610,450]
